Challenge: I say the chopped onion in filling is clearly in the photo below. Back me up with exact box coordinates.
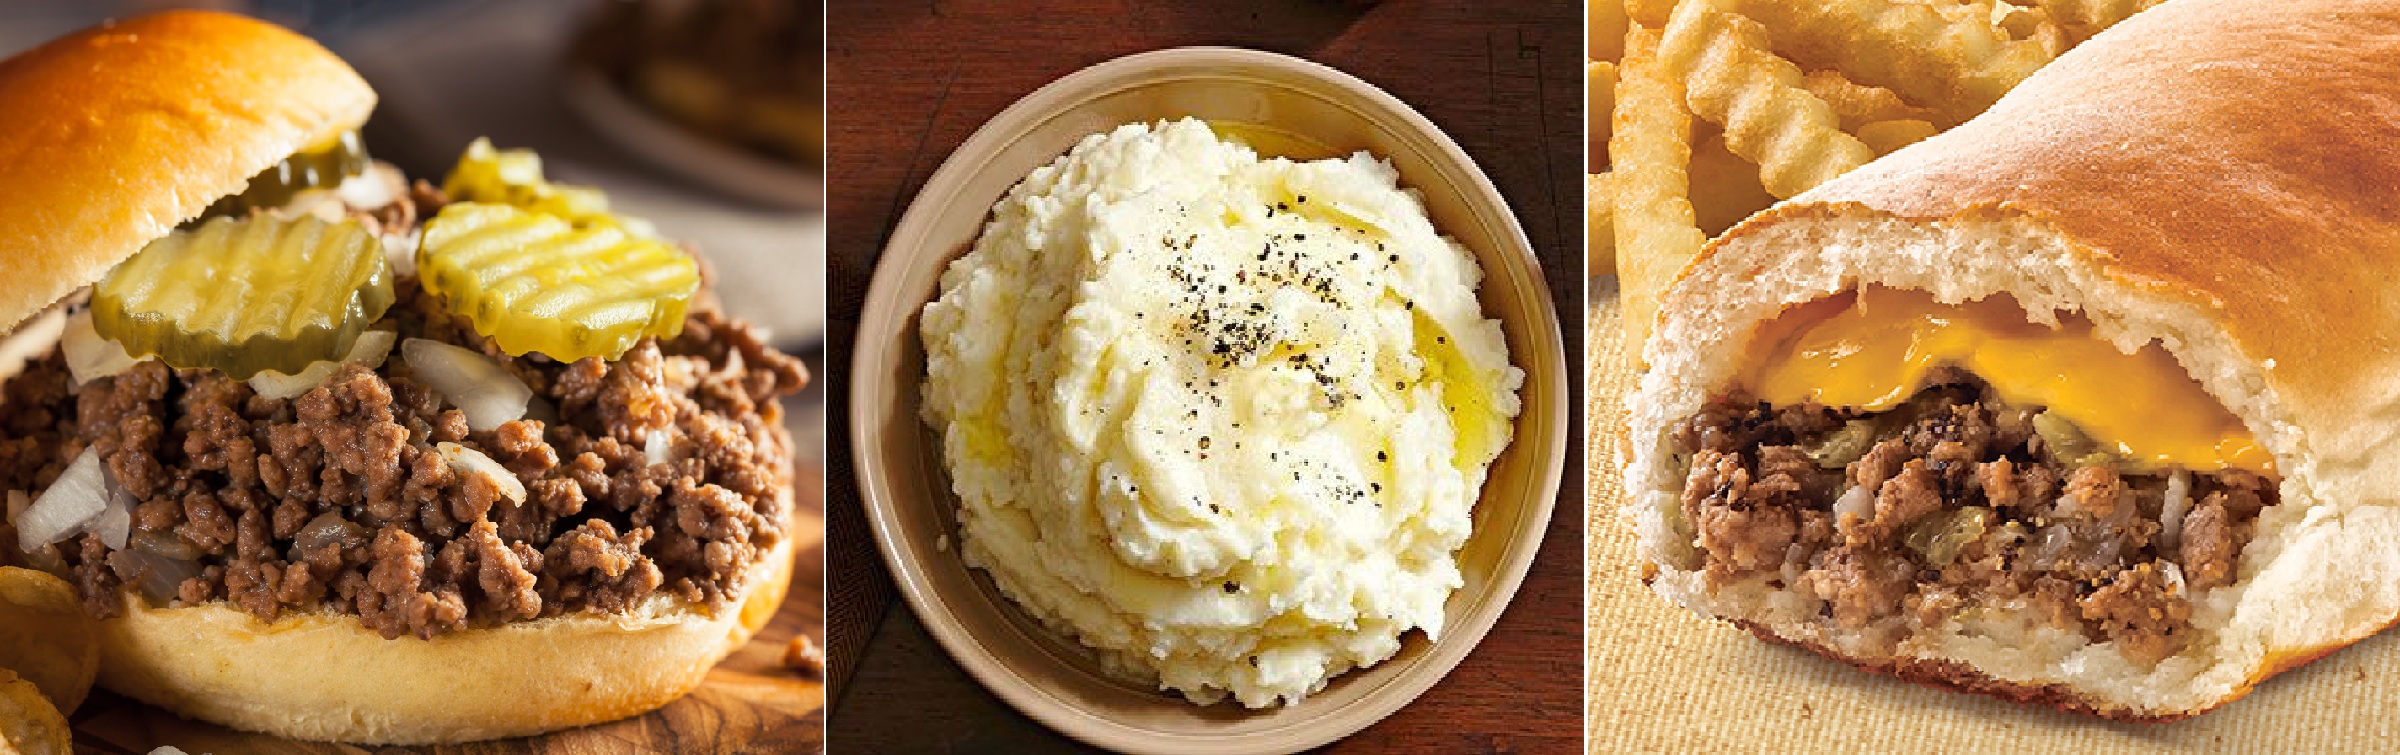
[60,309,147,385]
[436,442,527,504]
[2160,470,2192,549]
[404,338,532,432]
[16,448,110,551]
[645,430,671,466]
[1832,485,1872,527]
[249,330,398,400]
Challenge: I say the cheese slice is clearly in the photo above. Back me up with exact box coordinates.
[1740,286,2272,473]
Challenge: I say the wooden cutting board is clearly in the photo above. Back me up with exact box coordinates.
[65,469,828,755]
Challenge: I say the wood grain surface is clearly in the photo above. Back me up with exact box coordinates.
[822,1,1585,752]
[67,467,828,755]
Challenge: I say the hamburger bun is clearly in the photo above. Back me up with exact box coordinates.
[0,10,374,333]
[1625,0,2400,720]
[0,11,805,744]
[92,502,797,745]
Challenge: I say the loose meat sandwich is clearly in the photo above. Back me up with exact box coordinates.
[1625,0,2400,720]
[0,12,808,744]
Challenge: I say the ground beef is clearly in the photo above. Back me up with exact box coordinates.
[0,192,808,640]
[1674,374,2278,663]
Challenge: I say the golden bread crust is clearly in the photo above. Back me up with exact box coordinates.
[0,10,375,331]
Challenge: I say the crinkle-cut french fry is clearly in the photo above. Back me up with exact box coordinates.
[1725,0,2063,127]
[2029,0,2168,44]
[1591,0,1631,61]
[1587,172,1617,277]
[1589,60,1618,171]
[1856,118,1940,156]
[0,670,68,755]
[0,569,96,716]
[1627,0,1678,28]
[1609,26,1707,364]
[1686,122,1778,236]
[1660,0,1873,199]
[1800,68,1939,132]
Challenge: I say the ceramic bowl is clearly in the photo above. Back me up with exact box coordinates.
[850,47,1567,755]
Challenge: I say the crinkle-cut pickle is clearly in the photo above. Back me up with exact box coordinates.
[442,137,654,237]
[201,130,371,220]
[417,202,698,362]
[93,215,392,380]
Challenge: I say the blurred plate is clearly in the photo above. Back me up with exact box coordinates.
[562,65,822,210]
[850,47,1568,755]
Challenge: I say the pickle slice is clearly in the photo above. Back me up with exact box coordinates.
[442,138,656,237]
[417,202,698,361]
[200,130,372,220]
[93,215,393,380]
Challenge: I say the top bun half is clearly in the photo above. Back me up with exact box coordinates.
[0,10,375,331]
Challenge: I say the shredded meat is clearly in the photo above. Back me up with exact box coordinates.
[1676,375,2277,663]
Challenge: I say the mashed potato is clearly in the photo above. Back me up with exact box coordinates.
[920,118,1522,707]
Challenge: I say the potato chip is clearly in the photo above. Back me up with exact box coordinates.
[1659,0,1873,199]
[1725,0,2063,126]
[1685,123,1777,236]
[1800,69,1938,133]
[1589,60,1618,171]
[0,670,68,755]
[1856,118,1940,156]
[0,568,97,715]
[1590,0,1631,61]
[2029,0,2167,44]
[1587,172,1617,277]
[1609,26,1708,362]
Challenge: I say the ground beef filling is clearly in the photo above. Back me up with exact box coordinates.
[0,271,807,640]
[1673,375,2276,665]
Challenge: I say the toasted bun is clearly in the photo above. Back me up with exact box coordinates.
[0,10,375,332]
[91,502,796,745]
[1624,0,2400,720]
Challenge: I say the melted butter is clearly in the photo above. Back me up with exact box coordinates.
[1207,121,1344,161]
[1414,309,1506,477]
[1741,286,2272,473]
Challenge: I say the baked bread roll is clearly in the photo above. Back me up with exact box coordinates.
[1624,0,2400,720]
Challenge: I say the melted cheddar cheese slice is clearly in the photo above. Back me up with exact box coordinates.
[1740,286,2272,473]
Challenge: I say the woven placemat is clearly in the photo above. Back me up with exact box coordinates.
[1583,276,2400,752]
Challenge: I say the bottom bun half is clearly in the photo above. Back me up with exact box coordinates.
[92,499,796,745]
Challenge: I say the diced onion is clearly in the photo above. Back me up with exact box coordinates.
[404,339,532,432]
[17,448,108,552]
[249,330,398,400]
[269,189,349,224]
[293,512,364,553]
[60,309,147,385]
[384,229,420,278]
[131,528,200,561]
[436,442,527,504]
[98,470,132,550]
[2160,470,2192,549]
[645,430,671,466]
[336,162,406,211]
[1833,486,1873,529]
[2027,524,2073,571]
[110,545,200,605]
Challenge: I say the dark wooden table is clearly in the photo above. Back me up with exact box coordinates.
[824,1,1585,751]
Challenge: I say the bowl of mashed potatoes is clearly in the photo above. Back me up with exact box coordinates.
[853,47,1567,754]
